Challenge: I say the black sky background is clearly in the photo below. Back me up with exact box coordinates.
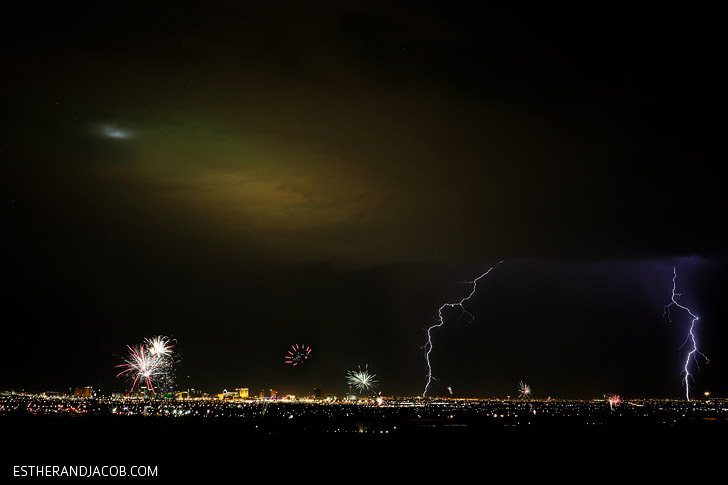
[2,2,726,399]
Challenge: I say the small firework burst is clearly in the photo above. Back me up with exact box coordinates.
[284,343,312,366]
[518,381,532,398]
[606,394,621,410]
[346,365,379,394]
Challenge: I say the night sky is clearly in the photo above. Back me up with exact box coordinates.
[3,3,725,399]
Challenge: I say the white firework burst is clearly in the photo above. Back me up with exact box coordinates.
[346,365,379,394]
[145,335,175,357]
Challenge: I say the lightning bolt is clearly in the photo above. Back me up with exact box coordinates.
[663,266,708,401]
[422,262,501,397]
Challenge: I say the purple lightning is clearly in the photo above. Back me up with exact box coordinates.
[422,262,501,397]
[663,266,708,401]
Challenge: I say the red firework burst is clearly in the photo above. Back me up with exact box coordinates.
[284,343,312,366]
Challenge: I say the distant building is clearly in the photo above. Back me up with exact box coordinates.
[257,389,279,399]
[179,389,204,400]
[73,387,94,398]
[218,389,246,399]
[312,388,322,398]
[42,390,65,398]
[129,387,154,398]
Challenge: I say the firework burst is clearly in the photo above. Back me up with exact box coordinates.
[518,381,532,399]
[284,343,312,366]
[145,335,175,358]
[115,336,178,394]
[346,365,379,394]
[606,394,621,410]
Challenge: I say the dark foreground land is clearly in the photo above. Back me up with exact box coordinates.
[3,398,726,481]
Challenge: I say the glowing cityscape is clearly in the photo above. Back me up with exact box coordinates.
[5,2,724,481]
